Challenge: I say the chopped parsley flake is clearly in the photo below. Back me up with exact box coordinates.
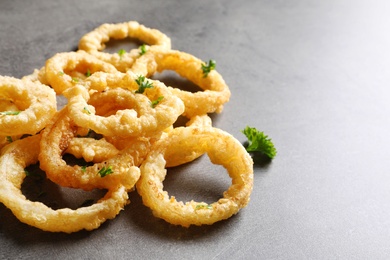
[135,75,153,94]
[201,59,216,77]
[98,166,113,177]
[151,96,164,108]
[118,49,126,60]
[0,111,20,116]
[195,204,213,210]
[83,107,91,114]
[139,44,147,55]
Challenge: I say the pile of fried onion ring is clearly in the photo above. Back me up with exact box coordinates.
[0,21,253,233]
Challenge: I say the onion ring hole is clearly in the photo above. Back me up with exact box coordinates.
[151,70,203,94]
[163,154,232,205]
[104,38,144,54]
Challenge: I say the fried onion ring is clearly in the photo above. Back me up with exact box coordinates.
[64,76,184,137]
[0,76,57,136]
[0,134,130,233]
[130,48,231,117]
[45,51,118,94]
[84,70,136,92]
[39,108,141,191]
[164,114,213,168]
[78,21,171,72]
[65,138,119,163]
[136,126,253,227]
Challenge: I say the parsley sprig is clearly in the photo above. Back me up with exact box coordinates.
[201,59,216,77]
[241,126,277,159]
[195,204,213,210]
[118,49,126,60]
[139,44,147,55]
[98,166,113,177]
[151,96,164,108]
[0,111,20,116]
[135,75,153,93]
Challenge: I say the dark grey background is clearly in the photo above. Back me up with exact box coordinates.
[1,0,390,259]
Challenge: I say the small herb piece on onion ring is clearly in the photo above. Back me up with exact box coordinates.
[201,59,216,78]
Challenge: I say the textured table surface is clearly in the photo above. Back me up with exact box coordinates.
[1,0,390,259]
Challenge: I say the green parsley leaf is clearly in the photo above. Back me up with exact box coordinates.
[201,59,216,77]
[85,69,91,77]
[81,165,87,172]
[195,204,213,210]
[118,49,126,60]
[135,75,153,94]
[151,96,164,108]
[72,77,79,83]
[58,71,65,76]
[98,165,113,177]
[83,106,91,115]
[0,111,20,116]
[6,136,13,143]
[241,126,277,159]
[139,44,147,55]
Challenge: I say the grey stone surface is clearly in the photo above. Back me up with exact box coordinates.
[1,0,390,259]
